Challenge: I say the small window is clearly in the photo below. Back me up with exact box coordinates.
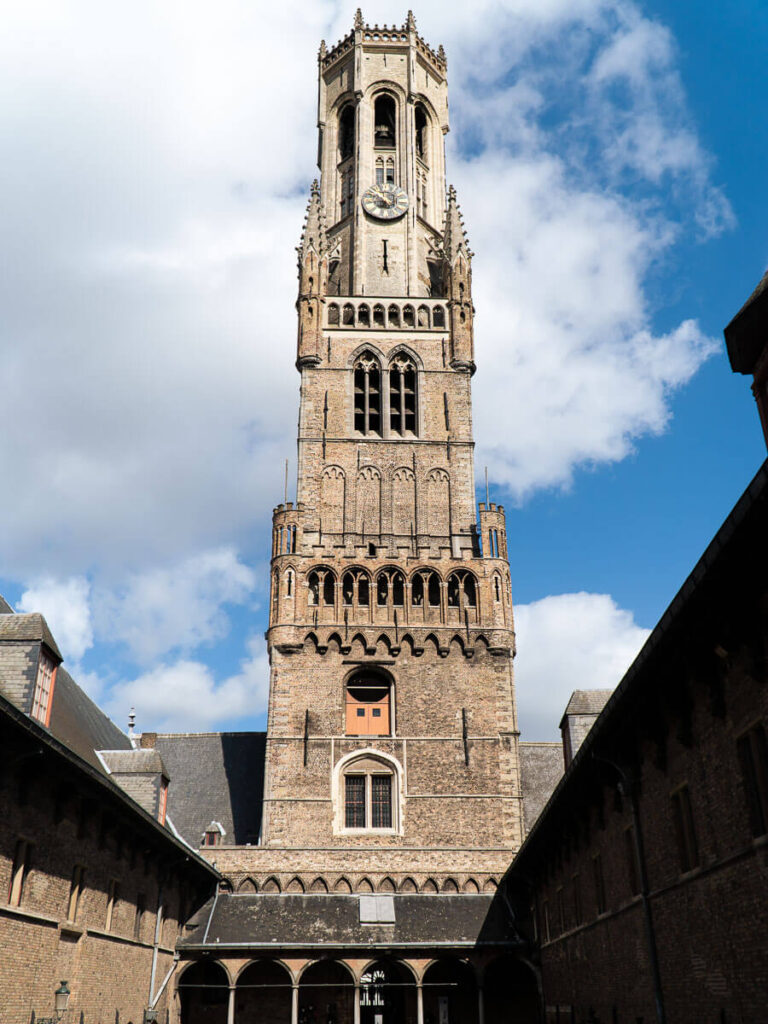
[345,674,391,736]
[328,303,340,326]
[286,569,293,597]
[371,776,392,828]
[8,840,31,907]
[31,650,56,725]
[339,104,355,161]
[134,893,146,940]
[737,723,768,838]
[106,879,119,931]
[388,304,400,327]
[374,94,396,148]
[342,759,395,830]
[415,104,428,161]
[67,865,85,922]
[671,785,699,872]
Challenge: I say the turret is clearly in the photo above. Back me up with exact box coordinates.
[444,186,475,372]
[296,181,328,368]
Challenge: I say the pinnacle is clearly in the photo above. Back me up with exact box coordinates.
[298,180,327,259]
[444,185,472,260]
[354,8,364,29]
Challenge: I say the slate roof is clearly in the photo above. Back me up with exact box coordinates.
[0,595,13,614]
[180,892,520,950]
[562,689,614,717]
[154,732,266,847]
[518,742,563,834]
[0,612,62,659]
[100,748,167,774]
[724,267,768,373]
[49,667,132,771]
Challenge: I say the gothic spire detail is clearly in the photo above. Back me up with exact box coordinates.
[406,10,416,31]
[297,180,327,262]
[354,8,364,29]
[444,185,473,261]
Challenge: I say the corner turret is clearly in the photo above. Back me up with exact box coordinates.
[296,181,328,368]
[444,186,475,372]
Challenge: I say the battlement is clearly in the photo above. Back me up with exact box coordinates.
[320,11,446,77]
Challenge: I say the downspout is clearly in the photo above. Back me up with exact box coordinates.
[593,753,667,1024]
[151,953,180,1010]
[148,888,164,1008]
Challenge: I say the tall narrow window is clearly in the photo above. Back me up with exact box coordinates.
[371,776,392,828]
[625,825,640,896]
[354,353,381,435]
[671,784,699,872]
[31,650,56,725]
[415,104,428,161]
[134,893,146,940]
[385,157,395,184]
[389,354,417,435]
[106,880,118,931]
[339,104,355,161]
[737,723,768,838]
[345,775,366,828]
[67,865,85,922]
[8,840,31,906]
[375,157,384,185]
[374,94,396,149]
[341,757,396,830]
[593,853,606,915]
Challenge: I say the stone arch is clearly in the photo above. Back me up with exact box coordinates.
[356,465,382,534]
[334,747,402,833]
[218,878,233,893]
[483,877,499,892]
[321,465,346,534]
[356,877,374,892]
[359,959,417,1020]
[426,467,450,535]
[442,877,459,893]
[424,633,441,654]
[333,876,353,893]
[235,960,293,1022]
[463,878,480,893]
[400,876,418,892]
[261,876,281,893]
[449,634,466,654]
[378,876,396,892]
[178,960,229,1024]
[286,876,305,893]
[423,958,477,1024]
[299,960,355,1022]
[375,633,392,655]
[303,631,320,652]
[400,633,416,654]
[417,303,431,327]
[475,633,490,651]
[309,876,329,893]
[237,877,257,893]
[391,465,416,535]
[422,878,438,893]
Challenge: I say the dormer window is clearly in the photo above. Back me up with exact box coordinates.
[203,821,224,847]
[31,649,57,725]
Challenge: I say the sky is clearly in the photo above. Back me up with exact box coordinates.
[1,0,766,740]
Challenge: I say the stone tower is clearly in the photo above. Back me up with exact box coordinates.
[263,10,523,888]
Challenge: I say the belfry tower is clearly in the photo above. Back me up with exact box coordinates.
[263,9,523,885]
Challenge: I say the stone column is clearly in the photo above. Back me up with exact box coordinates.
[416,982,424,1024]
[227,985,235,1024]
[477,984,485,1024]
[292,984,299,1024]
[354,984,361,1024]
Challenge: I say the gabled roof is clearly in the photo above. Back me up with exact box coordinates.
[724,267,768,373]
[0,611,62,660]
[48,667,132,770]
[562,689,614,717]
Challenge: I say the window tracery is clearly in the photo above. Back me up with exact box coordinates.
[342,568,370,606]
[389,353,417,436]
[354,352,382,435]
[447,569,477,608]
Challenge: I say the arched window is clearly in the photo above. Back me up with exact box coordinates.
[328,303,340,326]
[389,353,417,435]
[433,305,445,328]
[385,157,395,184]
[447,570,477,608]
[375,156,384,185]
[339,752,398,831]
[358,304,370,327]
[415,104,428,161]
[286,569,294,597]
[417,304,430,328]
[411,570,440,606]
[388,304,400,327]
[493,574,501,602]
[345,671,391,736]
[342,568,370,607]
[376,568,405,606]
[308,568,335,607]
[339,104,355,161]
[402,305,415,327]
[354,352,381,435]
[373,304,385,327]
[374,94,396,149]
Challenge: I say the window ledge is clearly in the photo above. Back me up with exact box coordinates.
[0,903,59,928]
[60,920,84,938]
[339,828,398,836]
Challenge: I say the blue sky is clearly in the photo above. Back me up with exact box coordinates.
[1,0,766,739]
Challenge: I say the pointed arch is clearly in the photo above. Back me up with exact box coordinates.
[426,467,450,536]
[474,633,490,651]
[463,878,480,893]
[400,876,418,893]
[391,465,416,534]
[349,632,368,656]
[442,877,459,893]
[375,633,392,655]
[303,631,320,652]
[483,877,499,892]
[356,877,374,892]
[424,633,440,654]
[326,632,343,652]
[378,876,396,893]
[449,634,466,654]
[422,878,438,893]
[286,876,305,894]
[237,877,257,893]
[356,465,381,533]
[309,876,329,893]
[262,876,281,894]
[333,876,352,893]
[321,465,346,534]
[400,633,416,654]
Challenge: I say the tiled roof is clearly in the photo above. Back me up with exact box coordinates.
[180,892,519,949]
[48,667,132,770]
[154,732,266,847]
[100,749,167,774]
[0,612,62,660]
[0,595,14,614]
[562,690,614,717]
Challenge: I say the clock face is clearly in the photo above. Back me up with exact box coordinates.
[361,182,409,220]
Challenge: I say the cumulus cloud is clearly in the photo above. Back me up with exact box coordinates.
[105,634,269,733]
[514,592,651,740]
[17,577,93,663]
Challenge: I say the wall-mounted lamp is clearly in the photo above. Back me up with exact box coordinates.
[54,981,70,1019]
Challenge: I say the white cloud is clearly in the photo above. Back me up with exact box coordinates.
[105,634,269,733]
[514,592,651,740]
[17,577,93,663]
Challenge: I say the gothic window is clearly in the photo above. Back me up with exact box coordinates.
[417,304,430,328]
[385,157,395,183]
[345,672,391,735]
[374,94,396,149]
[343,303,355,325]
[342,568,370,606]
[358,303,370,326]
[323,571,335,605]
[328,303,340,326]
[321,466,346,534]
[389,354,417,435]
[339,104,355,161]
[402,305,414,327]
[376,568,405,607]
[433,304,445,327]
[373,304,385,327]
[447,570,477,608]
[340,755,397,830]
[354,352,382,435]
[340,167,355,219]
[415,103,428,162]
[286,569,294,597]
[410,570,440,607]
[271,570,279,617]
[375,157,384,185]
[388,304,400,327]
[391,466,415,534]
[493,574,501,602]
[411,573,424,605]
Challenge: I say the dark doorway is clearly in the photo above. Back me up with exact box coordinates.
[484,955,541,1024]
[300,960,354,1024]
[236,960,292,1024]
[178,960,228,1024]
[360,960,417,1024]
[423,958,477,1024]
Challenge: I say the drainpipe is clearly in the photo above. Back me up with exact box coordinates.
[149,889,164,1008]
[593,753,666,1024]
